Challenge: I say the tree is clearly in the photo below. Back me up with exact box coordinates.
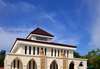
[0,50,6,67]
[74,51,81,58]
[84,49,100,69]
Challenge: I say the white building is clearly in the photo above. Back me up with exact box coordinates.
[4,27,87,69]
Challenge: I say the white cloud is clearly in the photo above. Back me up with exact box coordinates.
[43,13,56,25]
[0,0,36,13]
[57,39,79,46]
[86,0,100,48]
[0,27,29,52]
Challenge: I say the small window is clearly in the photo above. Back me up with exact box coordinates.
[58,50,59,56]
[51,49,53,56]
[29,46,31,54]
[64,50,66,53]
[79,62,83,67]
[55,49,56,56]
[41,48,43,50]
[37,47,39,54]
[36,37,47,41]
[14,60,16,68]
[17,60,19,68]
[45,48,46,55]
[25,46,27,54]
[33,47,35,55]
[67,51,69,57]
[61,50,63,53]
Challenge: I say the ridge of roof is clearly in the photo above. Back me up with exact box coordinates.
[30,28,54,37]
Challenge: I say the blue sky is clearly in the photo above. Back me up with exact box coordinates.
[0,0,100,56]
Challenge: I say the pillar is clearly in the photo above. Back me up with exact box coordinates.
[53,49,55,57]
[15,60,17,69]
[35,47,37,55]
[6,64,11,69]
[31,46,33,55]
[27,46,29,55]
[23,65,27,69]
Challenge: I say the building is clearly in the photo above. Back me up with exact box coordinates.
[4,27,87,69]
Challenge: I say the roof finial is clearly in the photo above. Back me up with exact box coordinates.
[37,21,40,28]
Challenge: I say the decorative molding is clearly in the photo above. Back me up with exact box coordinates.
[41,59,45,69]
[63,60,67,69]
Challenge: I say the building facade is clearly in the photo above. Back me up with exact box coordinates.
[4,28,87,69]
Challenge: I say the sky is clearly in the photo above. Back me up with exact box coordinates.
[0,0,100,56]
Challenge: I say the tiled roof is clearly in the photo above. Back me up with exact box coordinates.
[30,28,54,37]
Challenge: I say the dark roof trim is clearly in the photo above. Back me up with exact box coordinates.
[10,38,77,52]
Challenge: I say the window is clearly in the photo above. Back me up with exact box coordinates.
[51,49,53,56]
[64,50,66,53]
[79,62,83,67]
[25,46,27,54]
[17,60,19,68]
[29,46,31,54]
[61,50,63,53]
[50,60,58,69]
[67,51,69,57]
[58,50,59,56]
[14,60,16,68]
[55,49,56,56]
[33,47,35,55]
[45,48,46,55]
[41,48,43,50]
[37,47,39,54]
[29,61,31,69]
[36,37,47,41]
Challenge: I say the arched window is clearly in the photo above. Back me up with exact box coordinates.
[50,60,58,69]
[69,61,74,69]
[79,62,83,67]
[27,59,37,69]
[11,58,23,69]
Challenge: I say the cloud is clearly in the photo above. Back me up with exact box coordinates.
[86,0,100,49]
[57,39,79,46]
[0,0,36,13]
[0,27,30,52]
[43,13,56,25]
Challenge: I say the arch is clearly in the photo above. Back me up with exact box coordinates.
[69,61,74,69]
[11,57,23,69]
[50,60,58,69]
[27,58,37,69]
[79,61,83,67]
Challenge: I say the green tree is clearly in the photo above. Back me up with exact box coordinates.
[0,50,6,67]
[84,49,100,69]
[74,51,81,58]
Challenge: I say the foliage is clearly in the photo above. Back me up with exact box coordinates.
[0,50,6,67]
[74,51,81,58]
[81,49,100,69]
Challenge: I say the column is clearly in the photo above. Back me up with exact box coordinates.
[31,61,33,69]
[59,50,61,56]
[37,66,40,69]
[23,65,27,69]
[27,46,29,55]
[35,47,37,55]
[42,47,45,54]
[65,50,67,57]
[31,46,33,55]
[12,62,14,69]
[15,60,17,69]
[53,49,55,57]
[56,49,58,57]
[6,64,11,69]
